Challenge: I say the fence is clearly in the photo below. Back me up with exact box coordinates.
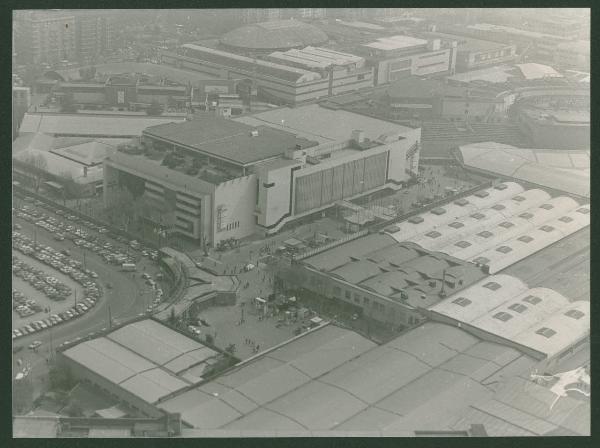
[370,180,494,233]
[292,229,368,262]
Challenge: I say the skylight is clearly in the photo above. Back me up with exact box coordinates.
[535,327,556,338]
[522,295,541,305]
[483,281,501,291]
[509,303,527,313]
[564,309,585,320]
[452,297,472,307]
[493,312,513,322]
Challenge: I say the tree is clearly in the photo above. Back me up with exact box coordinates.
[78,66,97,81]
[168,307,177,325]
[48,364,75,392]
[59,92,78,113]
[225,343,236,355]
[146,100,163,116]
[63,401,84,417]
[21,153,48,192]
[204,333,214,345]
[58,170,83,199]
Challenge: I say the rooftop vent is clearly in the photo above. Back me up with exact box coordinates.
[351,129,365,144]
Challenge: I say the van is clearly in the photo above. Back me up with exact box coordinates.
[122,263,136,272]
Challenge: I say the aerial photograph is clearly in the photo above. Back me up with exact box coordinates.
[11,8,590,438]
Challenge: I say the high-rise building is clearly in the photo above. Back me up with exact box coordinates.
[74,11,113,64]
[13,10,76,65]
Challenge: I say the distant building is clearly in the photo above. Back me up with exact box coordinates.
[55,76,191,112]
[12,86,31,140]
[162,44,374,105]
[220,20,329,53]
[12,132,125,196]
[73,10,113,65]
[18,112,186,138]
[356,35,457,85]
[554,40,590,72]
[383,77,506,122]
[421,32,516,72]
[446,23,569,64]
[13,10,76,65]
[526,14,586,40]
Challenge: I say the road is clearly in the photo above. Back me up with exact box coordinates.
[12,211,165,407]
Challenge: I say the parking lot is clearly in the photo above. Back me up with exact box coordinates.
[12,252,85,329]
[12,193,174,411]
[12,232,103,340]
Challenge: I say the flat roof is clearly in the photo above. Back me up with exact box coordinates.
[12,133,130,184]
[386,77,497,100]
[363,35,428,51]
[19,113,186,137]
[516,63,563,80]
[447,65,517,84]
[458,142,590,197]
[234,104,414,144]
[62,319,218,404]
[143,117,303,166]
[180,44,321,84]
[52,62,220,84]
[157,321,545,434]
[268,46,364,70]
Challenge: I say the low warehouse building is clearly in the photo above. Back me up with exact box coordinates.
[59,319,222,418]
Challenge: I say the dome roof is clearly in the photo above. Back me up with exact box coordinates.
[220,20,328,52]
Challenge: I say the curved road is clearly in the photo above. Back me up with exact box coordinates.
[13,214,165,406]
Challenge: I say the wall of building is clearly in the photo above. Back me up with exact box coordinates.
[372,48,454,85]
[104,156,215,243]
[162,52,374,105]
[72,91,106,104]
[255,161,301,229]
[517,114,590,150]
[455,45,516,71]
[293,150,389,215]
[213,174,258,243]
[283,265,423,326]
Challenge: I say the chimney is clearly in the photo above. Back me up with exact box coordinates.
[351,129,365,144]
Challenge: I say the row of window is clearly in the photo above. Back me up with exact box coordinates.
[225,221,240,231]
[337,286,390,314]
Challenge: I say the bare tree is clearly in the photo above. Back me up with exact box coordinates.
[57,170,83,199]
[21,153,48,192]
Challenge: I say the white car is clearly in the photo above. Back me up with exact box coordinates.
[28,341,42,350]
